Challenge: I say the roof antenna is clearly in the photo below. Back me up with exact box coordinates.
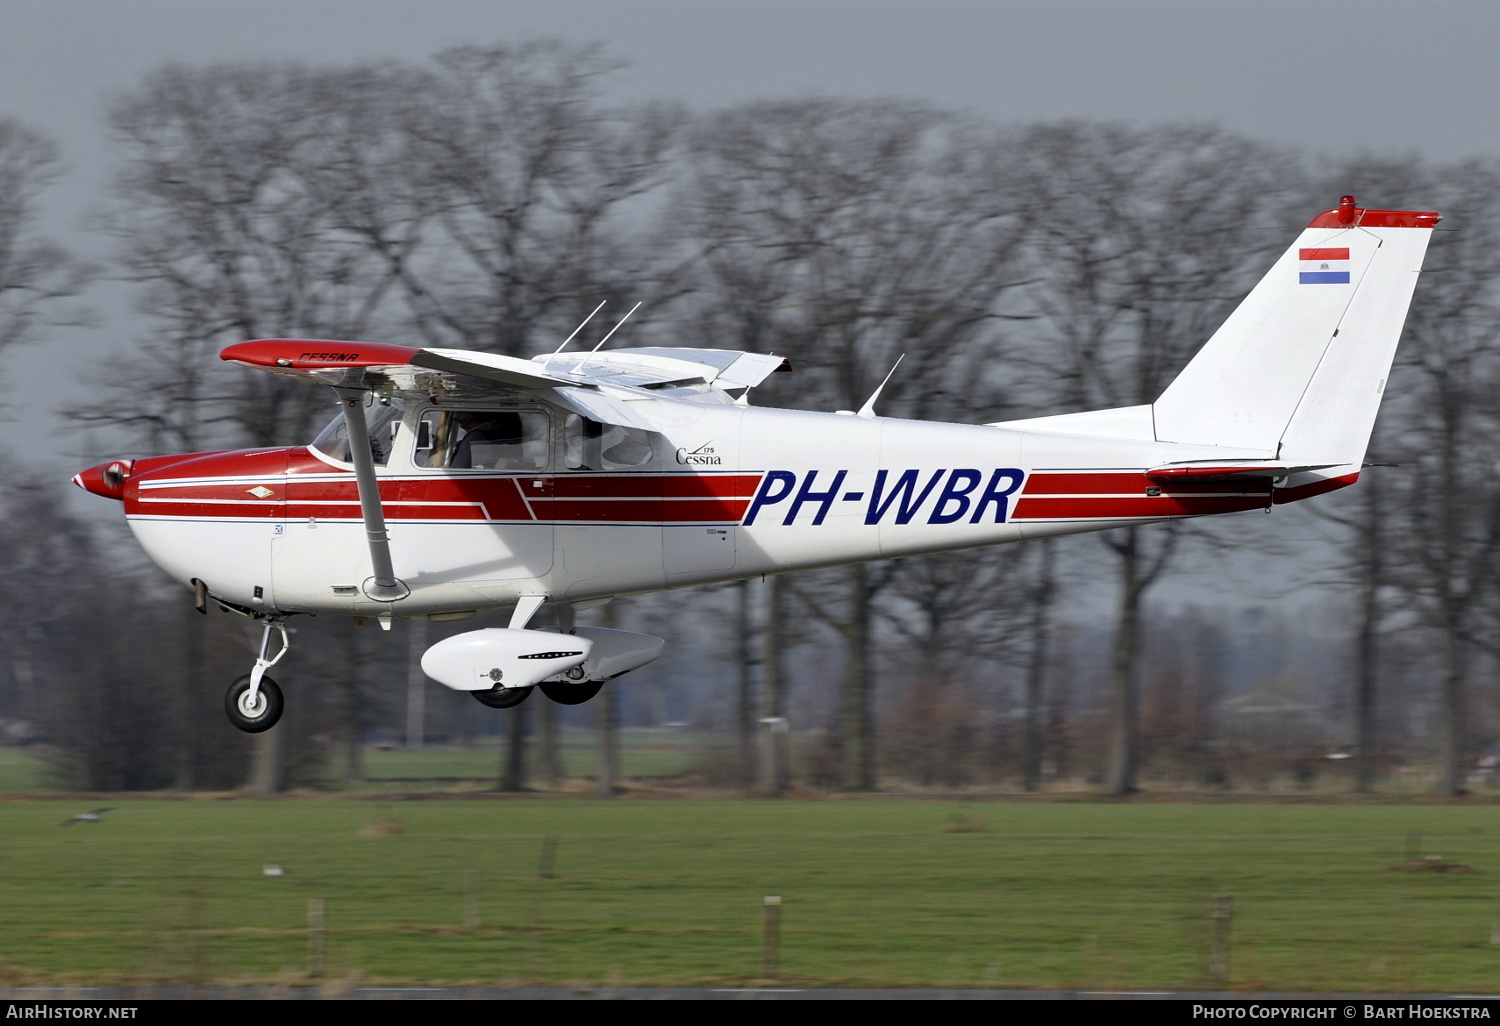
[549,301,607,360]
[856,354,904,418]
[591,302,642,352]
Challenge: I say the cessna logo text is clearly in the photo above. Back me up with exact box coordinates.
[299,352,360,362]
[676,443,722,466]
[743,468,1025,526]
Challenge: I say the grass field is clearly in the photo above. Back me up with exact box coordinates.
[0,750,51,792]
[0,729,701,795]
[4,799,1500,991]
[358,728,700,787]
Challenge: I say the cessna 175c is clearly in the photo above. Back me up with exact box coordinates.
[75,196,1438,733]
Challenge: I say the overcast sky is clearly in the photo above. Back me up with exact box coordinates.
[9,0,1495,431]
[3,0,1490,604]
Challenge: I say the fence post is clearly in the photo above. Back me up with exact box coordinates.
[1209,894,1231,985]
[762,895,782,979]
[308,898,326,978]
[1490,886,1500,945]
[465,870,481,928]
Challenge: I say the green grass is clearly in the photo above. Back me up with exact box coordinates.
[0,729,699,795]
[3,800,1500,990]
[359,728,698,785]
[0,750,53,792]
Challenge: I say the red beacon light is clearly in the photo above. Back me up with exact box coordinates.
[1338,195,1358,224]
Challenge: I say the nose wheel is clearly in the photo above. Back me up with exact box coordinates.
[226,674,284,732]
[225,619,289,732]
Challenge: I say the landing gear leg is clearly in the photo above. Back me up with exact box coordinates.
[225,619,289,733]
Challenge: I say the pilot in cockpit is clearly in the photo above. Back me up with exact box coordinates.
[450,411,525,469]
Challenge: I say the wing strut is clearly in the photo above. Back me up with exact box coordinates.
[336,388,411,603]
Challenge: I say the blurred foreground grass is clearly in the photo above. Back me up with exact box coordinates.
[2,800,1500,991]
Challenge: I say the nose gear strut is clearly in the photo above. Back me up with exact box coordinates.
[225,618,290,733]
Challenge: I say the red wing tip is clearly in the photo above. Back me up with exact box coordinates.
[221,339,422,369]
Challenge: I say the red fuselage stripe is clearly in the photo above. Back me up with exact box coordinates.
[127,473,764,524]
[1021,472,1269,497]
[1013,496,1268,519]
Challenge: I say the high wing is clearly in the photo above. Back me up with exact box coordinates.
[219,337,790,610]
[219,339,789,429]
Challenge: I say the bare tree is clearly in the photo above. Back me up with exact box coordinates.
[80,49,677,791]
[380,42,686,355]
[84,63,416,451]
[676,99,1028,789]
[79,62,427,791]
[1012,122,1305,795]
[1374,161,1500,795]
[0,118,90,356]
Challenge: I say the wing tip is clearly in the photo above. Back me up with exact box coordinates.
[220,339,421,369]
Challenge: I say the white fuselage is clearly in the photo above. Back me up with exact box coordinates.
[121,397,1287,618]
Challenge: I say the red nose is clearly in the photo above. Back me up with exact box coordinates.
[73,460,134,500]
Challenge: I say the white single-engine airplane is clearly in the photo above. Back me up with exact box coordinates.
[76,197,1437,733]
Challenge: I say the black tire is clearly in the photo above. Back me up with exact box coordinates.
[471,685,533,709]
[225,675,284,733]
[539,681,603,706]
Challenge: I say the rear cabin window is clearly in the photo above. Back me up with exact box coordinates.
[564,414,654,470]
[414,409,550,471]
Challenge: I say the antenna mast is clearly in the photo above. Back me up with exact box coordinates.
[548,301,607,361]
[591,302,642,352]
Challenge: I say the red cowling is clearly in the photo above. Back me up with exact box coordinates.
[72,449,251,502]
[73,460,134,500]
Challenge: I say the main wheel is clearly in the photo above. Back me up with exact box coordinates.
[225,675,284,733]
[471,685,533,709]
[540,681,603,706]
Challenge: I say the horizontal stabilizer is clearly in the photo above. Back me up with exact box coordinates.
[1144,460,1338,481]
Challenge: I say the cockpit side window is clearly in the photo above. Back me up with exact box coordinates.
[310,396,403,466]
[414,408,550,471]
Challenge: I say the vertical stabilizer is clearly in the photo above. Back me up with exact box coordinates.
[1153,197,1438,466]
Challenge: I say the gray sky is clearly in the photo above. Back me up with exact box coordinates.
[9,0,1496,443]
[2,0,1490,595]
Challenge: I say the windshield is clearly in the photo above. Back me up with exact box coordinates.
[310,396,405,466]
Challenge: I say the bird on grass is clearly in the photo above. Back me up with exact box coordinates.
[61,808,113,826]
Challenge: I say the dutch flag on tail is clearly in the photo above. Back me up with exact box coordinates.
[1299,247,1350,285]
